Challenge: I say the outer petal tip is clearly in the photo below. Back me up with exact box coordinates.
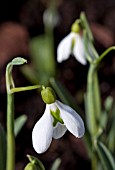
[76,121,85,138]
[56,100,85,139]
[32,123,51,154]
[32,105,53,154]
[57,33,73,63]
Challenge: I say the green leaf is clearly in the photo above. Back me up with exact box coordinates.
[106,105,115,152]
[104,96,113,113]
[83,29,99,62]
[81,12,99,62]
[50,158,61,170]
[105,100,115,144]
[0,123,6,170]
[30,34,56,85]
[6,57,27,93]
[83,129,92,158]
[11,57,27,65]
[14,115,27,137]
[107,120,115,153]
[95,140,115,170]
[99,110,108,129]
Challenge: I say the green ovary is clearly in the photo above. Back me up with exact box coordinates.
[50,108,64,127]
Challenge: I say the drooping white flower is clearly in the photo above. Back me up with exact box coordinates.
[57,32,86,65]
[32,100,85,154]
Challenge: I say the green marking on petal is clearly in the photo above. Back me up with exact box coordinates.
[71,37,76,52]
[50,108,64,127]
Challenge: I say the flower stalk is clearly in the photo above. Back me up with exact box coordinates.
[6,61,16,170]
[87,64,98,135]
[86,63,101,136]
[5,57,42,170]
[93,46,115,64]
[6,93,15,170]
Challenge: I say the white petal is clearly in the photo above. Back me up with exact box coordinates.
[73,34,86,65]
[57,33,73,63]
[32,105,53,153]
[56,100,85,138]
[53,123,67,139]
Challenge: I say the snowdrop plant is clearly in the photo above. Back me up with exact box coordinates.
[56,12,115,170]
[81,12,115,170]
[32,87,85,153]
[57,20,86,65]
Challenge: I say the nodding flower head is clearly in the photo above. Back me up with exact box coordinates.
[32,99,85,154]
[57,20,86,65]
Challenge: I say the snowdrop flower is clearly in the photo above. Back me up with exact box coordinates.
[57,20,86,65]
[32,87,85,154]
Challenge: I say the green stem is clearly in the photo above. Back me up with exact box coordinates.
[86,64,98,135]
[6,93,15,170]
[94,46,115,64]
[92,152,98,170]
[10,85,41,93]
[93,70,101,121]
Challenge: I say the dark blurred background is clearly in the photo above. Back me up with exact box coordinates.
[0,0,115,170]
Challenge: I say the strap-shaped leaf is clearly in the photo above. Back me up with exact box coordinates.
[0,123,6,170]
[107,120,115,153]
[14,115,27,137]
[50,158,61,170]
[83,29,99,62]
[95,140,115,170]
[106,105,115,152]
[30,34,56,85]
[105,99,115,145]
[104,96,113,113]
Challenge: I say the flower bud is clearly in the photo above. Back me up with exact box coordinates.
[24,155,45,170]
[24,163,36,170]
[41,87,56,104]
